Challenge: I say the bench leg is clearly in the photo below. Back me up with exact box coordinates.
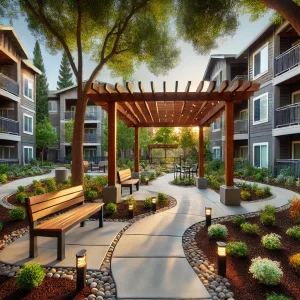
[57,233,65,261]
[29,234,38,258]
[136,182,139,191]
[99,206,104,228]
[130,185,132,194]
[80,221,85,227]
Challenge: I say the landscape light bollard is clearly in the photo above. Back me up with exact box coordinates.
[76,249,87,290]
[217,242,227,277]
[128,204,134,219]
[205,207,212,227]
[152,197,157,212]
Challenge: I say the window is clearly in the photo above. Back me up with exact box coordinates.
[253,43,268,79]
[85,128,97,135]
[253,143,268,168]
[240,109,248,120]
[212,118,221,132]
[213,147,221,160]
[23,146,33,164]
[253,93,268,124]
[23,114,33,134]
[84,148,96,158]
[48,101,57,112]
[292,141,300,159]
[23,77,34,101]
[292,91,300,104]
[240,146,248,159]
[0,146,14,159]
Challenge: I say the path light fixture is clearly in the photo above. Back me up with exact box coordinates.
[205,207,212,226]
[152,197,157,212]
[128,204,134,219]
[76,249,87,290]
[217,242,227,277]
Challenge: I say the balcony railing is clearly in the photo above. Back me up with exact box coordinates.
[0,117,19,135]
[65,110,97,120]
[234,120,248,134]
[275,103,300,127]
[275,159,300,178]
[0,73,19,96]
[274,43,300,76]
[84,134,98,143]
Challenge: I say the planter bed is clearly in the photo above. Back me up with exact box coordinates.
[195,209,299,300]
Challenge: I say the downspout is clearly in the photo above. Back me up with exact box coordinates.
[247,49,250,163]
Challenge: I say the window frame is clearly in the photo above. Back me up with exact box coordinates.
[292,90,300,104]
[48,101,58,113]
[0,145,14,159]
[239,109,248,120]
[240,145,248,159]
[212,146,221,160]
[23,146,33,165]
[253,142,268,168]
[253,42,269,80]
[23,113,33,135]
[292,141,300,159]
[23,76,34,102]
[253,92,268,125]
[212,117,221,132]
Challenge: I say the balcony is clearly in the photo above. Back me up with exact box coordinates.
[275,43,300,77]
[275,159,300,178]
[65,111,97,120]
[275,103,300,128]
[0,117,19,135]
[234,120,248,134]
[0,73,19,96]
[84,134,98,143]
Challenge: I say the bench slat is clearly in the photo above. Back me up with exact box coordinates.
[31,196,84,222]
[28,185,83,205]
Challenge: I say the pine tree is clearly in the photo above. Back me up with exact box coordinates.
[57,52,74,90]
[33,41,49,124]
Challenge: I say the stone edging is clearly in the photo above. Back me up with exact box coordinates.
[182,203,290,300]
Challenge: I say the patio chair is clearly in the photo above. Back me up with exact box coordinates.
[190,163,198,176]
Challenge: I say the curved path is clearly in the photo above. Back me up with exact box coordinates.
[111,173,295,300]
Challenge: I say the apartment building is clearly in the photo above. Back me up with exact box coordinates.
[205,21,300,175]
[0,26,41,164]
[47,85,106,162]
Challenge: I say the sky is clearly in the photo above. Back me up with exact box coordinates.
[1,11,272,91]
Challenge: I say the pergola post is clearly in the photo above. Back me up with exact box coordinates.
[196,126,207,189]
[102,101,121,203]
[220,101,240,206]
[133,126,140,179]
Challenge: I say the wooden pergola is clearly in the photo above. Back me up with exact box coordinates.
[87,79,260,204]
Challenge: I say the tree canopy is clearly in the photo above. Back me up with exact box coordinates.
[179,127,197,160]
[33,41,49,123]
[57,52,74,90]
[64,119,74,144]
[152,127,177,145]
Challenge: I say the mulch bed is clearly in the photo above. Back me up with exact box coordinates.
[195,209,300,300]
[0,277,90,300]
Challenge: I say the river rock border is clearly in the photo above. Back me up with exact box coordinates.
[182,203,290,300]
[0,195,176,300]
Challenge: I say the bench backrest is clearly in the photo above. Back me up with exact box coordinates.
[83,161,89,166]
[26,185,84,223]
[99,161,108,167]
[117,169,132,183]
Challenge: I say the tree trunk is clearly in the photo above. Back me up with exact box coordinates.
[41,148,44,162]
[259,0,300,35]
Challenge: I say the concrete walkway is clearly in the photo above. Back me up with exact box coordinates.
[111,173,295,300]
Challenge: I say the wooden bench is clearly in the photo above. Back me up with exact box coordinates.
[25,185,104,261]
[117,169,139,194]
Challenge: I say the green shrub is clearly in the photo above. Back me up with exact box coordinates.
[266,293,291,300]
[34,187,46,195]
[16,192,28,204]
[262,233,282,250]
[208,224,228,239]
[255,188,265,197]
[275,174,286,184]
[0,222,3,231]
[105,203,117,215]
[149,172,157,180]
[249,257,283,285]
[255,173,264,182]
[41,178,56,192]
[143,197,152,209]
[0,173,8,183]
[252,183,258,192]
[285,176,295,188]
[260,213,275,226]
[232,215,246,227]
[126,195,136,207]
[84,190,98,202]
[241,222,259,235]
[17,185,25,192]
[286,225,300,240]
[16,263,45,291]
[241,190,250,200]
[227,242,248,258]
[9,207,26,221]
[280,167,295,177]
[263,204,277,215]
[264,186,271,194]
[157,193,168,204]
